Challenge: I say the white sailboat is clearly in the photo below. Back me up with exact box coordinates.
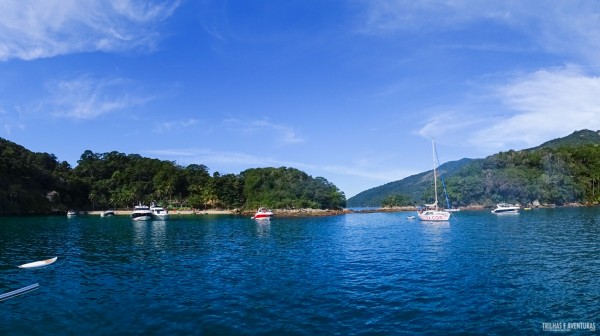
[418,140,451,221]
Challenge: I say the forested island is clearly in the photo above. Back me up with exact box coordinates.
[0,138,346,215]
[348,130,600,208]
[5,129,600,216]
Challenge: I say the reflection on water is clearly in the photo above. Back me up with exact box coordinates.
[255,220,270,238]
[132,220,166,249]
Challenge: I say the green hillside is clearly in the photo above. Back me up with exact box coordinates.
[0,139,346,215]
[529,129,600,150]
[347,158,473,207]
[348,130,600,208]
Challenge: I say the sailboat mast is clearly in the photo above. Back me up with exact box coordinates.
[432,140,438,210]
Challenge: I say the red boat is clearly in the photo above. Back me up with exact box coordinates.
[252,207,273,220]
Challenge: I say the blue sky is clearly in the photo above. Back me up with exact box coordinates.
[2,1,600,198]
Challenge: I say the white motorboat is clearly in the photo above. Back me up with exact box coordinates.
[418,140,451,222]
[252,207,273,220]
[100,210,115,217]
[131,204,152,221]
[150,203,169,220]
[491,203,520,214]
[67,210,77,217]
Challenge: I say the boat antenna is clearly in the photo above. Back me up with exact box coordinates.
[432,139,438,210]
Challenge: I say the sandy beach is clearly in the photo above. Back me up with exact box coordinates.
[87,209,235,216]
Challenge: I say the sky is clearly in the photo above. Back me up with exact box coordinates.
[2,1,600,198]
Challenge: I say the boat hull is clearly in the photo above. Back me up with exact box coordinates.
[101,211,115,217]
[132,214,152,221]
[18,257,58,268]
[418,210,451,221]
[252,207,273,220]
[150,206,169,220]
[491,203,520,214]
[491,209,519,214]
[253,214,272,219]
[131,204,153,221]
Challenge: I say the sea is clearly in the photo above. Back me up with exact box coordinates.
[1,207,599,335]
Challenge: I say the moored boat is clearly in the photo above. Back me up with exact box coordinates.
[101,210,115,217]
[491,203,520,214]
[150,203,169,220]
[18,257,58,268]
[252,207,273,220]
[67,210,77,217]
[131,204,152,221]
[418,140,451,222]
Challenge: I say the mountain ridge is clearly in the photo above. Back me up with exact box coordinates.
[347,129,600,207]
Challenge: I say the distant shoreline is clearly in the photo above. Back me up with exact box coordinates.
[85,207,440,218]
[83,203,584,218]
[87,210,234,216]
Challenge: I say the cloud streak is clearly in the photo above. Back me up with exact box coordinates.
[42,75,156,120]
[358,1,600,64]
[0,0,180,61]
[224,118,305,145]
[417,65,600,152]
[146,148,417,185]
[473,65,600,148]
[0,106,25,135]
[153,118,199,134]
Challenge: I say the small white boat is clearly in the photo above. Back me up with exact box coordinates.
[131,204,152,221]
[491,203,520,214]
[407,215,416,220]
[150,203,169,220]
[100,210,115,217]
[67,210,77,217]
[252,207,273,220]
[18,257,58,269]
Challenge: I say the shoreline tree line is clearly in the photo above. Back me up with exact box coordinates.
[0,138,346,215]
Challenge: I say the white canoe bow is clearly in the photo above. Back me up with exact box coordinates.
[18,257,58,269]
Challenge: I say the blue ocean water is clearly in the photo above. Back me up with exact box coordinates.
[0,208,599,335]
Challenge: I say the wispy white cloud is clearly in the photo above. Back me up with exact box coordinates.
[153,118,199,134]
[0,106,25,135]
[146,148,293,169]
[0,0,180,61]
[146,147,416,185]
[417,65,600,152]
[362,1,600,154]
[359,0,517,34]
[357,1,600,64]
[224,118,305,145]
[41,75,156,120]
[250,120,305,144]
[472,65,600,149]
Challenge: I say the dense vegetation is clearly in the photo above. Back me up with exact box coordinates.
[0,139,346,215]
[348,130,600,208]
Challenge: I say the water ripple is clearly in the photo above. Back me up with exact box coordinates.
[0,209,599,334]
